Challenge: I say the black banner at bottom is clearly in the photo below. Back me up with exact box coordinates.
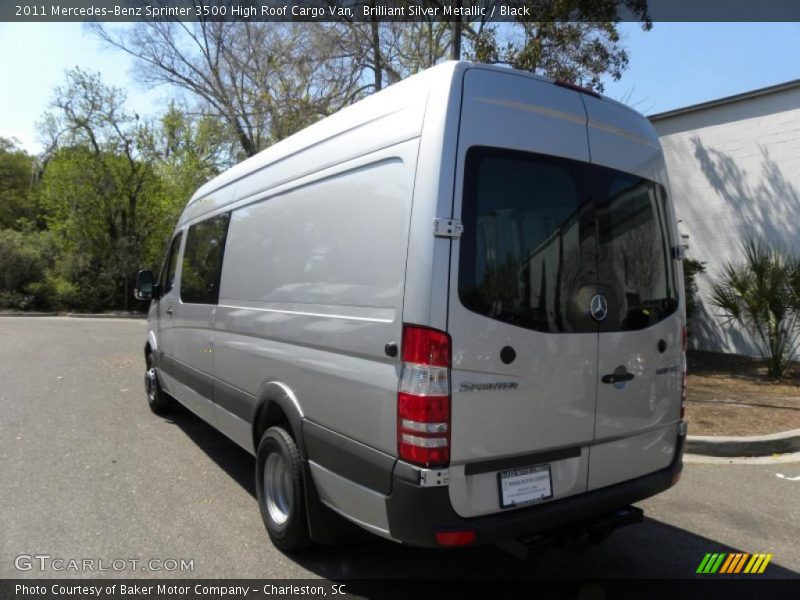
[2,579,800,600]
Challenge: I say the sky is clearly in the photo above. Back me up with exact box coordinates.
[1,21,799,154]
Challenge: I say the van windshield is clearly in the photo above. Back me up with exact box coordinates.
[458,147,678,333]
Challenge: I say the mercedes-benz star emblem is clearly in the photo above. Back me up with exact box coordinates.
[590,294,608,322]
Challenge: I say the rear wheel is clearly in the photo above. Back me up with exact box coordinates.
[145,353,174,414]
[256,426,311,551]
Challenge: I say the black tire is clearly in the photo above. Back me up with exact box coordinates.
[145,353,174,415]
[256,426,311,552]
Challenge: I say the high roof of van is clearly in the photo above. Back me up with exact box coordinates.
[187,61,644,209]
[188,61,459,206]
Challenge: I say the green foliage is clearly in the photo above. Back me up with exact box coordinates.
[709,240,800,379]
[38,147,146,310]
[137,104,232,267]
[140,103,233,205]
[25,276,81,311]
[0,229,58,310]
[463,2,651,92]
[0,138,38,229]
[0,229,45,292]
[92,23,362,156]
[0,69,224,313]
[92,14,651,158]
[36,69,194,311]
[5,21,653,313]
[683,257,706,321]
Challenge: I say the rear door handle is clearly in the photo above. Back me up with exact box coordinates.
[601,372,635,384]
[166,307,174,317]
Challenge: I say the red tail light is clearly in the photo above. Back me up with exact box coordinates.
[402,324,451,366]
[398,324,451,467]
[681,325,688,353]
[436,530,476,547]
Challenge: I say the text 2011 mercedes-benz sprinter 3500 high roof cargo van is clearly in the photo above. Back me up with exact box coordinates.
[134,61,687,552]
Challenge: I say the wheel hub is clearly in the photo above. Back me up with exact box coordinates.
[264,453,292,526]
[145,367,157,401]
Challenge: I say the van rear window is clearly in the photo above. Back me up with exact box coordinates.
[458,147,677,333]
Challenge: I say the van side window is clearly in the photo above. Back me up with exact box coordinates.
[180,214,230,305]
[159,232,183,294]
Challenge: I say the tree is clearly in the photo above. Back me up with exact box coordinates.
[135,103,237,267]
[92,6,650,161]
[0,228,55,310]
[332,1,649,94]
[0,137,37,230]
[709,240,800,379]
[90,21,364,157]
[140,103,234,201]
[387,21,453,77]
[463,1,652,92]
[324,5,452,92]
[38,68,166,310]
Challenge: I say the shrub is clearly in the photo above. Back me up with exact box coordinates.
[0,229,46,294]
[23,275,80,311]
[683,257,706,321]
[709,239,799,379]
[0,291,36,311]
[0,229,66,311]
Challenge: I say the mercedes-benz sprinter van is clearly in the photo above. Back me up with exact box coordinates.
[135,61,687,551]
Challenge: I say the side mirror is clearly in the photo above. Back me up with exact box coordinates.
[134,270,157,301]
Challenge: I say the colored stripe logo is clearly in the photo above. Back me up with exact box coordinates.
[696,553,773,574]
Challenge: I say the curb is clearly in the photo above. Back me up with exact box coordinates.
[66,313,145,319]
[686,428,800,457]
[0,312,58,317]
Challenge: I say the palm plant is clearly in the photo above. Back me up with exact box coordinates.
[709,240,800,379]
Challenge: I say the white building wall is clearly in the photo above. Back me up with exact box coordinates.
[652,86,800,356]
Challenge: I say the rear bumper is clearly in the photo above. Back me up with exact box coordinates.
[385,432,684,547]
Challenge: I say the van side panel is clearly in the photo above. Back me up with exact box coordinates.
[402,62,464,332]
[181,69,431,226]
[213,140,418,457]
[169,303,218,426]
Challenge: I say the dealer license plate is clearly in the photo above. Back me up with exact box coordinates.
[498,464,553,509]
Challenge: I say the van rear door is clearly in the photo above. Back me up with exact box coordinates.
[583,96,683,490]
[445,69,683,518]
[446,69,598,518]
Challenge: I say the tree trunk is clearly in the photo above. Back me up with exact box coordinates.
[451,0,462,60]
[234,121,257,158]
[370,6,382,91]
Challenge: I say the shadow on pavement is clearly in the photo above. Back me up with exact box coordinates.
[165,406,799,580]
[166,405,257,497]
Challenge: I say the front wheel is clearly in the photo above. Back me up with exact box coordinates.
[256,426,311,552]
[145,354,174,415]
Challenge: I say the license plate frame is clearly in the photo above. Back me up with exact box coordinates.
[497,464,553,509]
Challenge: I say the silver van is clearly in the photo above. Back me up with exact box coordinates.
[135,61,687,552]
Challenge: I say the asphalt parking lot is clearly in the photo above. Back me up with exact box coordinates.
[1,317,798,580]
